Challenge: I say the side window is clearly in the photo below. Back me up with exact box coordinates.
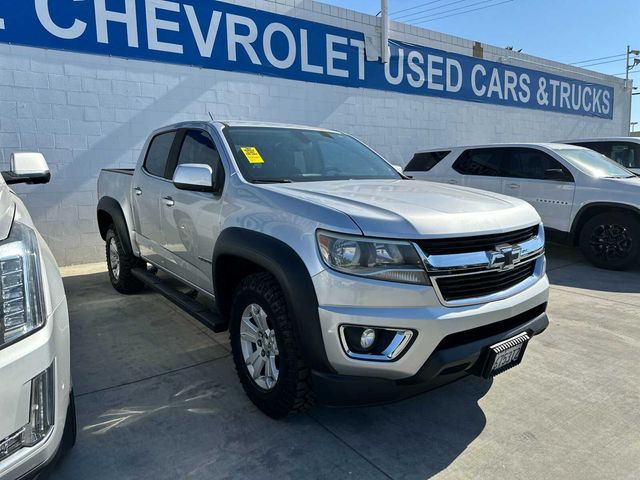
[502,148,573,182]
[144,131,177,178]
[609,143,639,169]
[405,151,450,172]
[176,130,221,175]
[453,148,504,176]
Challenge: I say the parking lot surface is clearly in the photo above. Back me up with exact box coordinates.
[50,245,640,480]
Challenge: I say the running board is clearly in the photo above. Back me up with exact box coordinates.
[131,268,227,333]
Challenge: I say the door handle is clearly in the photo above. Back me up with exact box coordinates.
[507,183,520,189]
[162,196,175,207]
[134,187,142,196]
[446,179,458,185]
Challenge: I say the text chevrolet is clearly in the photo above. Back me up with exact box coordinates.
[97,121,549,418]
[0,153,75,479]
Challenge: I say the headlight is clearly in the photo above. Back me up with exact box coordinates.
[0,221,45,348]
[317,231,429,285]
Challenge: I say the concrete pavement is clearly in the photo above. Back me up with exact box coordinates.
[49,245,640,480]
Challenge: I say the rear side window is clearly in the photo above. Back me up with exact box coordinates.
[502,148,573,181]
[453,148,503,176]
[144,131,177,178]
[177,130,221,175]
[406,151,450,172]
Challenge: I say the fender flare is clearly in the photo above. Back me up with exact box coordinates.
[212,227,334,374]
[97,197,134,255]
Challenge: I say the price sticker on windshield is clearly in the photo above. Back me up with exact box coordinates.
[241,147,265,164]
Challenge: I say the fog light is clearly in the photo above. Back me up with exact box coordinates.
[21,362,55,447]
[340,326,415,361]
[360,329,376,349]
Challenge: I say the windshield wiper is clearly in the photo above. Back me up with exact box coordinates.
[250,179,293,184]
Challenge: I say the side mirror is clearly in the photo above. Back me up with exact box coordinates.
[2,152,51,185]
[543,168,572,182]
[173,164,214,193]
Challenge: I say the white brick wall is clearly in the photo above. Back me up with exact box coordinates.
[0,0,631,266]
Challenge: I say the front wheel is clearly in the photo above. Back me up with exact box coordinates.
[105,226,145,294]
[579,213,640,270]
[229,272,313,418]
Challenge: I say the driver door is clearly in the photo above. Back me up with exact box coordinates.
[160,129,225,293]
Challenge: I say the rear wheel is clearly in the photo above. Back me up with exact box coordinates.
[579,212,640,270]
[105,226,145,294]
[229,272,313,418]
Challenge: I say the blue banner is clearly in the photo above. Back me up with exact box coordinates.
[0,0,614,119]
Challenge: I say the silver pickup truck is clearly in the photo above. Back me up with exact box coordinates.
[97,121,550,418]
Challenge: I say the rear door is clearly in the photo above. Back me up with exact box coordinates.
[500,147,575,231]
[132,130,179,267]
[161,129,225,293]
[451,148,504,194]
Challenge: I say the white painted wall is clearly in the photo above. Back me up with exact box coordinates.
[0,0,630,265]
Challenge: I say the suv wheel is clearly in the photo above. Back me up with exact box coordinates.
[230,272,313,418]
[105,226,145,294]
[579,212,640,270]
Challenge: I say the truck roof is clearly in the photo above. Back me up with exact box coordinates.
[413,142,588,154]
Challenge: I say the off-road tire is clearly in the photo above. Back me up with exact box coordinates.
[105,226,145,294]
[230,272,314,418]
[579,212,640,270]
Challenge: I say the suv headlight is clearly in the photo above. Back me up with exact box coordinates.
[0,221,45,348]
[317,230,429,285]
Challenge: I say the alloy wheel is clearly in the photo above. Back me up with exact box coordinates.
[239,303,280,390]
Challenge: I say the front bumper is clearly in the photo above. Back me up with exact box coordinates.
[312,307,548,406]
[0,300,71,480]
[313,262,549,379]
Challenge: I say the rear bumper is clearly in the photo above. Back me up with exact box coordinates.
[312,309,549,406]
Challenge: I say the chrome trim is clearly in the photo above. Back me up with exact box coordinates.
[339,326,414,362]
[412,225,546,307]
[416,224,545,274]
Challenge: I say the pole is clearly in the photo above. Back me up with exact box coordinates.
[626,45,630,82]
[381,0,389,64]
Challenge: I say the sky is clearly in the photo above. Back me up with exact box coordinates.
[320,0,640,130]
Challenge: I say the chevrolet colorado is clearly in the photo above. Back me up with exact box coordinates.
[97,121,549,418]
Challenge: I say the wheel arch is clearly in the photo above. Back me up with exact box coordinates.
[212,228,334,374]
[97,197,134,255]
[570,202,640,245]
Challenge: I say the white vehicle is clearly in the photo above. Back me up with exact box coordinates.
[0,154,75,479]
[97,121,549,418]
[558,137,640,175]
[405,143,640,270]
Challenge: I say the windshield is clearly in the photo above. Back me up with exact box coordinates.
[223,127,402,183]
[554,148,634,178]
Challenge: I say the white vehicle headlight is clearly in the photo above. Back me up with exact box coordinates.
[317,231,430,285]
[0,221,45,348]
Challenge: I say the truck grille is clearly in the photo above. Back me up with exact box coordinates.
[417,224,544,305]
[435,260,536,302]
[416,225,539,255]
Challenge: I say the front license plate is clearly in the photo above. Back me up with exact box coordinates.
[483,332,530,378]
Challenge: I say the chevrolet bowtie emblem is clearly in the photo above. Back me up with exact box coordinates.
[488,244,522,271]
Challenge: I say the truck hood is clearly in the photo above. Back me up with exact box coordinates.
[0,182,14,241]
[266,179,540,238]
